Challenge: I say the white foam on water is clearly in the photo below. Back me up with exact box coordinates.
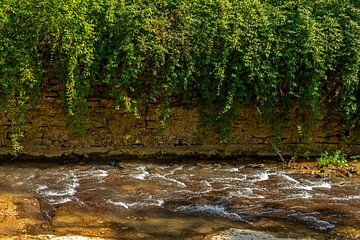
[330,195,360,201]
[107,197,165,209]
[152,173,187,188]
[312,182,331,189]
[77,169,109,179]
[95,169,109,177]
[107,199,129,209]
[176,189,198,196]
[289,191,312,199]
[176,204,244,221]
[228,188,265,199]
[131,166,150,180]
[200,180,212,190]
[226,167,240,172]
[164,166,184,176]
[201,180,211,187]
[40,189,76,197]
[25,175,35,180]
[258,172,269,181]
[35,171,79,204]
[147,195,166,207]
[281,173,331,191]
[48,197,73,204]
[36,184,48,192]
[229,188,252,196]
[83,169,109,183]
[211,177,247,183]
[132,200,165,208]
[295,185,313,191]
[282,174,300,184]
[176,204,226,214]
[155,199,165,206]
[294,182,331,191]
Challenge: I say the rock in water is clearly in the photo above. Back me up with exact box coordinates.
[207,229,298,240]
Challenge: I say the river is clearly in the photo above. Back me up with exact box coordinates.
[0,160,358,239]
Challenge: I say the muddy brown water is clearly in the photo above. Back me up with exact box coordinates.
[0,160,358,239]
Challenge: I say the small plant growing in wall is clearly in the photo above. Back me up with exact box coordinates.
[317,150,348,168]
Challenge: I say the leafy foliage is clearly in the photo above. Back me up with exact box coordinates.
[317,150,348,168]
[0,0,359,153]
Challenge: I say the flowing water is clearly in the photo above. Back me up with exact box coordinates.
[0,160,359,239]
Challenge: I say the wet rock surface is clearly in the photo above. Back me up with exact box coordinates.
[0,160,358,239]
[286,161,360,178]
[0,194,45,236]
[206,229,294,240]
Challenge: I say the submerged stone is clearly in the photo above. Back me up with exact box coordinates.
[207,229,295,240]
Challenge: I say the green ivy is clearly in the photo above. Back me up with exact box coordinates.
[0,0,359,154]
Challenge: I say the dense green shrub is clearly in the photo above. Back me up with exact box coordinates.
[317,150,348,168]
[0,0,359,153]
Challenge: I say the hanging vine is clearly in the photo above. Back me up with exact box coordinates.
[0,0,359,154]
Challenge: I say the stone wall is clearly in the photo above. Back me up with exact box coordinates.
[1,85,359,159]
